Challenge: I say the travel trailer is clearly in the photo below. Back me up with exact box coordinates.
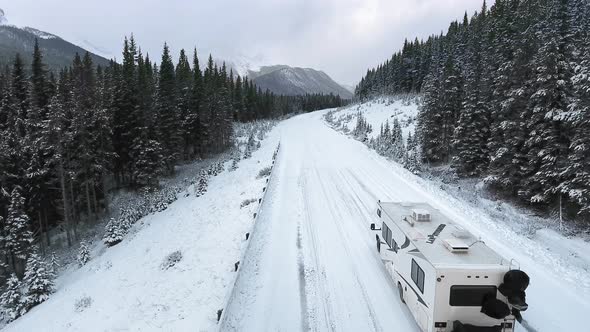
[370,202,530,332]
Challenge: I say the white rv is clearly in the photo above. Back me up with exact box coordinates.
[371,202,529,332]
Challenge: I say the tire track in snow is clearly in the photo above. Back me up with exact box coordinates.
[309,166,382,332]
[296,222,310,332]
[300,169,337,332]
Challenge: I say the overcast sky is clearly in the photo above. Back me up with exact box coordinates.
[2,0,489,85]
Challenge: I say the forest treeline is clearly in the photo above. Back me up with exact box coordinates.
[0,35,346,280]
[355,0,590,218]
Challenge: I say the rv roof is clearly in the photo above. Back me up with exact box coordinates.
[378,202,508,268]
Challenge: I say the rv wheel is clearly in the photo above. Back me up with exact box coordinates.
[398,282,405,304]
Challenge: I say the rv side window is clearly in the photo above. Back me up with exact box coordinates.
[382,224,389,244]
[411,259,425,293]
[449,285,497,306]
[386,228,392,247]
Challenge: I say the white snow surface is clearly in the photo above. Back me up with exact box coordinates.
[339,97,420,141]
[22,27,57,40]
[2,130,281,331]
[74,39,115,60]
[5,101,590,332]
[220,107,589,331]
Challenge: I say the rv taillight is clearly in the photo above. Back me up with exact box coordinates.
[434,322,447,328]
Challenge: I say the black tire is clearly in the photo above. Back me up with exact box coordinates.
[398,282,405,304]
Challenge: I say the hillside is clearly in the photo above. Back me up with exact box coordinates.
[0,24,110,70]
[250,65,353,99]
[355,0,590,219]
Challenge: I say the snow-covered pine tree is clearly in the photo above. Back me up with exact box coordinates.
[486,0,538,194]
[103,218,126,247]
[391,118,405,161]
[453,7,490,176]
[78,242,90,267]
[50,251,60,274]
[216,161,225,174]
[5,186,34,276]
[417,52,445,163]
[23,249,54,310]
[521,1,572,204]
[244,133,255,159]
[187,49,203,158]
[155,43,182,175]
[0,273,25,322]
[176,49,193,161]
[112,36,141,187]
[404,132,422,174]
[229,153,240,172]
[559,0,590,214]
[195,170,208,197]
[131,132,165,187]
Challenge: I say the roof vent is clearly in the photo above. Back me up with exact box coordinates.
[412,209,431,222]
[443,238,469,253]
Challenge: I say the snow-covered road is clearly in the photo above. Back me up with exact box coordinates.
[221,110,589,331]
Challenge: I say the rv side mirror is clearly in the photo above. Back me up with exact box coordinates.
[370,223,376,230]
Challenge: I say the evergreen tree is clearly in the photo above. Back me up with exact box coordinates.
[103,218,126,247]
[0,273,25,322]
[176,49,193,160]
[23,250,54,310]
[195,170,208,197]
[187,49,203,157]
[49,251,60,274]
[5,187,33,275]
[155,43,181,173]
[453,8,490,176]
[131,132,165,187]
[77,242,90,267]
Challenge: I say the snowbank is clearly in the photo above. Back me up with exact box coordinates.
[3,126,282,332]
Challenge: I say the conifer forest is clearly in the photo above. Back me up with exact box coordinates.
[356,0,590,218]
[0,35,344,293]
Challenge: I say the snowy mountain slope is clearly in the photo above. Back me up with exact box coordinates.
[0,24,110,70]
[338,96,420,140]
[74,39,115,60]
[251,66,353,99]
[220,108,589,331]
[2,128,282,332]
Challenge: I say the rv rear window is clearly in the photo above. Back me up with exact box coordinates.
[449,285,497,306]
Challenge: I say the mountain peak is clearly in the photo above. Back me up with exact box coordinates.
[0,24,111,70]
[249,65,352,99]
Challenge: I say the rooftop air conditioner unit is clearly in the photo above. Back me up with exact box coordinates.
[412,209,431,222]
[443,238,469,253]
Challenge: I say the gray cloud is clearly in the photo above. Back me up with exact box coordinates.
[3,0,490,85]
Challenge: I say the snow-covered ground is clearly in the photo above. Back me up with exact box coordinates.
[220,105,589,331]
[333,97,590,287]
[5,100,590,331]
[2,128,281,331]
[335,96,420,141]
